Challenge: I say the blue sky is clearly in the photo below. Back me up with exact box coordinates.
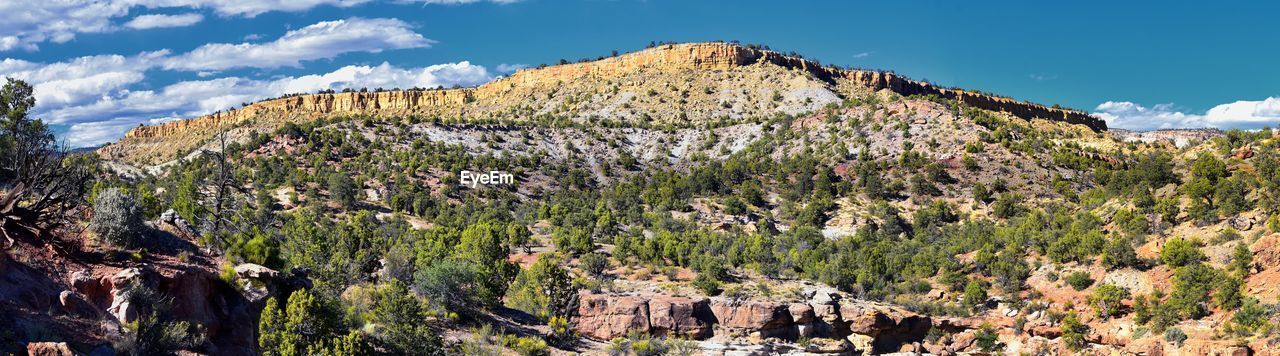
[2,0,1277,147]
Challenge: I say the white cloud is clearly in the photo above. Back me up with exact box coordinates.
[0,0,131,51]
[496,63,527,73]
[0,51,168,109]
[852,51,873,59]
[0,0,368,51]
[162,18,433,71]
[54,61,493,147]
[173,0,372,17]
[1028,73,1058,82]
[124,13,205,29]
[1094,97,1280,131]
[398,0,521,4]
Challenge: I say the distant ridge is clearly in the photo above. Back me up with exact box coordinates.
[103,42,1105,164]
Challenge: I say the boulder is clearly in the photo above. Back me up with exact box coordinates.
[234,263,279,280]
[69,270,108,305]
[788,302,815,324]
[839,301,932,353]
[58,290,96,317]
[846,333,874,354]
[107,268,146,324]
[1228,216,1254,231]
[1026,324,1062,338]
[1233,146,1254,159]
[574,293,651,340]
[647,296,712,339]
[27,342,74,356]
[842,306,896,334]
[709,298,793,331]
[803,338,852,354]
[947,330,977,353]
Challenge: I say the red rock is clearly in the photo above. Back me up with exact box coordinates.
[1026,324,1062,338]
[709,298,793,331]
[788,303,815,324]
[647,296,712,339]
[840,303,895,334]
[26,342,73,356]
[574,293,651,340]
[947,330,977,353]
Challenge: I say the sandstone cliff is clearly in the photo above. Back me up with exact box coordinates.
[102,42,1104,165]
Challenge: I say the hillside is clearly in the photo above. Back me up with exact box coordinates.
[100,42,1102,166]
[6,42,1279,356]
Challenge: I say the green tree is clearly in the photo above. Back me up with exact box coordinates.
[506,254,578,320]
[1089,284,1130,319]
[1160,237,1205,268]
[1101,235,1139,270]
[455,222,519,308]
[0,77,90,238]
[1214,275,1244,310]
[370,281,444,355]
[1060,312,1089,351]
[579,252,609,278]
[1214,176,1250,217]
[1166,263,1219,320]
[259,289,341,356]
[328,173,359,208]
[963,280,988,311]
[414,259,482,316]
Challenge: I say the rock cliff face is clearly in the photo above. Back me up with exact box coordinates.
[104,42,1104,164]
[574,288,931,354]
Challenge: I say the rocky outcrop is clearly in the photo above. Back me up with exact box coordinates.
[26,342,74,356]
[648,296,713,339]
[575,294,653,340]
[62,264,264,355]
[574,288,930,354]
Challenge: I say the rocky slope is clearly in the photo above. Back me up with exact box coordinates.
[1,212,302,355]
[101,42,1103,165]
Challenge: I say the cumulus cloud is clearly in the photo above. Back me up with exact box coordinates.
[162,18,433,71]
[0,0,131,51]
[2,15,434,121]
[52,61,493,147]
[0,51,168,108]
[124,13,205,29]
[1094,97,1280,131]
[0,0,365,51]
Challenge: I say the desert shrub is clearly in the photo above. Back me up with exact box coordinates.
[414,260,482,316]
[1089,284,1130,318]
[1101,235,1140,270]
[1228,297,1271,337]
[1065,271,1094,291]
[116,282,206,355]
[1060,312,1088,351]
[579,252,609,278]
[975,323,999,352]
[692,273,721,296]
[1159,237,1204,268]
[91,188,146,248]
[1163,327,1187,347]
[501,335,549,356]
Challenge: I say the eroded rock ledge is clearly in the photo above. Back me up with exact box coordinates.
[574,288,931,354]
